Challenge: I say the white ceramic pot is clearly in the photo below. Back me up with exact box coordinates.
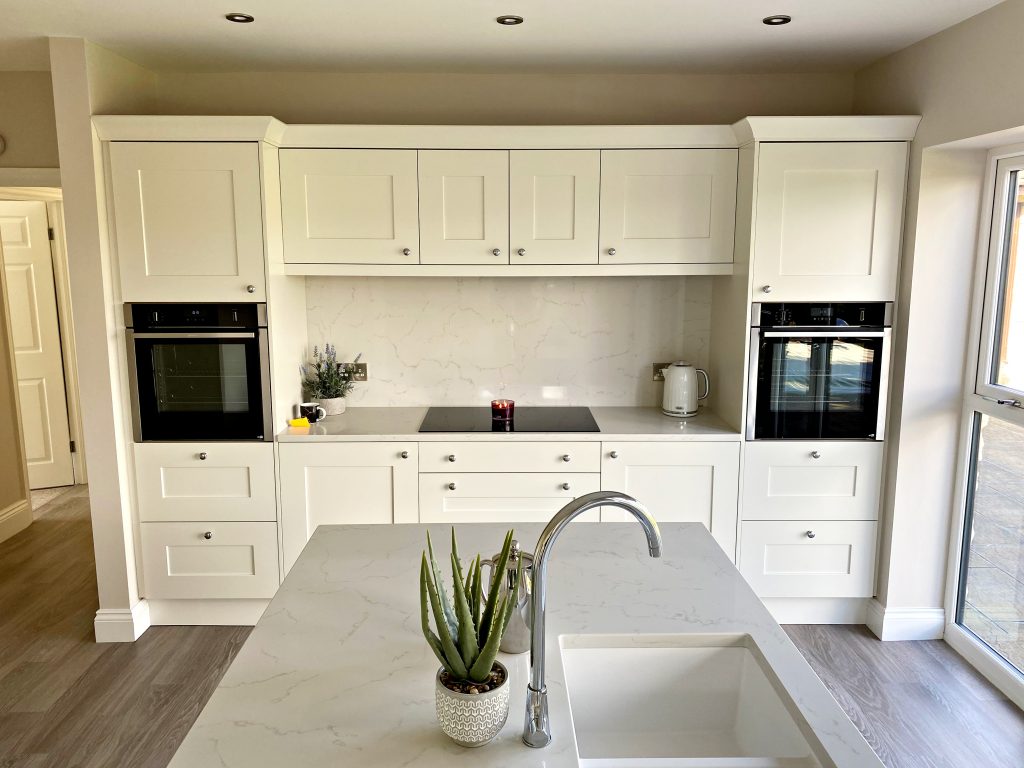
[434,662,510,747]
[318,397,346,416]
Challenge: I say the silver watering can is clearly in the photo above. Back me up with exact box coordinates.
[481,539,533,654]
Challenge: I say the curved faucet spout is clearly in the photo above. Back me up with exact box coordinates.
[522,491,662,748]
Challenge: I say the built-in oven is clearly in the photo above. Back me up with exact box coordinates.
[125,303,272,442]
[747,302,893,441]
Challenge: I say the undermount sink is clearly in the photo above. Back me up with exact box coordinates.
[560,634,825,768]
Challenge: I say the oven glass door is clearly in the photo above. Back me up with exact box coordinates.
[131,332,268,441]
[754,331,886,440]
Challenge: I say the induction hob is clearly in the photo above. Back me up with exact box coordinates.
[418,406,600,433]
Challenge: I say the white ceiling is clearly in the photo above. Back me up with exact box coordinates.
[0,0,1005,73]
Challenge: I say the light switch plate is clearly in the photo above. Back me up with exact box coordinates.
[351,362,368,382]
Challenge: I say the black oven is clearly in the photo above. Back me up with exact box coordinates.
[747,302,892,441]
[125,303,272,442]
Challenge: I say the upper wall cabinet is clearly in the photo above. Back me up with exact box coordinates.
[419,150,510,265]
[599,149,738,265]
[751,142,908,301]
[109,142,266,302]
[280,149,420,265]
[509,150,600,265]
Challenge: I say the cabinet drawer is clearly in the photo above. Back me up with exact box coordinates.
[140,521,280,599]
[738,521,877,598]
[134,442,277,522]
[419,442,600,473]
[419,473,601,523]
[742,442,883,521]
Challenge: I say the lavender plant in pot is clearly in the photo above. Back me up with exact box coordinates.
[301,344,355,416]
[420,529,519,747]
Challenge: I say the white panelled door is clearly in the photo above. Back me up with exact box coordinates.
[0,201,74,489]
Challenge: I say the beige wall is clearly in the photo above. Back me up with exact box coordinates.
[854,0,1024,618]
[0,72,59,168]
[155,71,854,124]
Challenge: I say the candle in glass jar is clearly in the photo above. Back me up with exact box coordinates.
[491,399,515,421]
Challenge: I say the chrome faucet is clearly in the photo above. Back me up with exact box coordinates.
[522,491,662,749]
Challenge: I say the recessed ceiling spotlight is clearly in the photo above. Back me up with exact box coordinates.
[762,14,792,26]
[225,12,255,23]
[496,15,524,26]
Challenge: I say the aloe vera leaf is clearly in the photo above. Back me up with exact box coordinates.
[451,527,466,589]
[470,555,483,630]
[426,531,458,639]
[422,552,468,679]
[468,592,510,683]
[420,557,454,674]
[451,552,480,669]
[479,529,514,647]
[499,556,524,636]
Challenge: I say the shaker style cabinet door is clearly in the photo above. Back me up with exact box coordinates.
[751,142,908,301]
[599,149,737,265]
[418,150,509,265]
[509,150,600,265]
[280,149,420,265]
[109,141,266,302]
[278,443,418,574]
[419,473,601,523]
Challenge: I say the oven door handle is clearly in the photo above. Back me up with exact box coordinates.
[128,332,257,339]
[762,330,888,338]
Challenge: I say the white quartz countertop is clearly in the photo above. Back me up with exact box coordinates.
[276,406,741,442]
[170,523,881,768]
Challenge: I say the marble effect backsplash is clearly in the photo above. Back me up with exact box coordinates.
[305,276,711,407]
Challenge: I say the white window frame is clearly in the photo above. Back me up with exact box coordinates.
[943,143,1024,710]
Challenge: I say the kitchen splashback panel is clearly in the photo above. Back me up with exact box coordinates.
[305,276,710,407]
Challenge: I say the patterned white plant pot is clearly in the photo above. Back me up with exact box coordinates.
[318,397,346,416]
[434,662,510,747]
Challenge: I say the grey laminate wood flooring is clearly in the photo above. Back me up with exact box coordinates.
[1,488,1021,767]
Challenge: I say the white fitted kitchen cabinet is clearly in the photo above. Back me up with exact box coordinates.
[742,441,883,521]
[509,150,600,265]
[140,521,280,599]
[419,441,601,474]
[751,142,908,301]
[600,442,740,558]
[599,149,737,265]
[134,442,277,523]
[280,149,420,265]
[109,141,266,301]
[419,473,601,523]
[278,442,418,572]
[419,150,509,265]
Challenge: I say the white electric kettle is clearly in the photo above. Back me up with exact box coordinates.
[661,362,710,417]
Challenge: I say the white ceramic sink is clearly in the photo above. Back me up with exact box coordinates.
[560,634,825,768]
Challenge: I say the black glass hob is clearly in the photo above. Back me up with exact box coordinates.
[419,406,600,433]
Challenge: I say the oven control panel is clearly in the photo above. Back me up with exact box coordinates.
[125,302,267,330]
[753,302,892,328]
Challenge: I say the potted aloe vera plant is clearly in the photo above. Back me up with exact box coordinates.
[420,528,519,747]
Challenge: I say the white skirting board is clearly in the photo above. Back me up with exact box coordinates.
[94,600,151,643]
[148,598,271,626]
[865,599,945,641]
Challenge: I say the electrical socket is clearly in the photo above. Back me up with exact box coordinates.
[652,363,672,381]
[351,362,368,382]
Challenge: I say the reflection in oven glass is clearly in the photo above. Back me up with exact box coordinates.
[150,344,250,414]
[769,339,875,414]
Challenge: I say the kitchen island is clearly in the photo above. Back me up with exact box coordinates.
[169,522,882,767]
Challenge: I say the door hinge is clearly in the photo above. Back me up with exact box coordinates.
[48,227,55,241]
[70,440,76,453]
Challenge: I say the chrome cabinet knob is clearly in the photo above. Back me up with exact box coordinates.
[609,450,619,459]
[203,531,213,540]
[806,530,816,539]
[447,454,456,463]
[761,285,773,294]
[492,248,502,257]
[561,482,571,491]
[607,247,617,256]
[402,248,412,256]
[561,454,571,463]
[517,248,526,256]
[246,284,256,294]
[810,450,821,459]
[400,450,409,459]
[448,482,457,491]
[198,452,208,460]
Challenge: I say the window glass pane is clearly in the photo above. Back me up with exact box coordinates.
[957,413,1024,674]
[992,169,1024,392]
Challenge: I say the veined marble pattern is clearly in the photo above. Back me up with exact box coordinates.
[305,276,711,407]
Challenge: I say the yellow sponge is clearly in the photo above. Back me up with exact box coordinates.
[288,417,310,427]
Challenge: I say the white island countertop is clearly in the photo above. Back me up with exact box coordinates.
[276,405,741,442]
[169,523,881,768]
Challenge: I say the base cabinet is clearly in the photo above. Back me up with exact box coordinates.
[278,442,418,573]
[419,472,601,523]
